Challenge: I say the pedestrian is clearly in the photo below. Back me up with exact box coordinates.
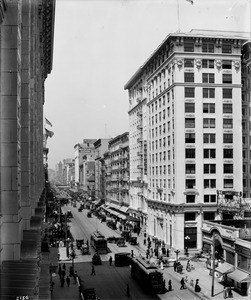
[228,287,233,298]
[91,265,96,275]
[61,269,66,279]
[180,277,186,289]
[168,279,172,291]
[58,265,62,278]
[186,260,191,271]
[50,281,54,294]
[109,256,112,266]
[174,260,177,272]
[66,276,70,287]
[223,287,228,299]
[195,279,201,292]
[126,283,130,297]
[60,276,65,287]
[73,271,78,284]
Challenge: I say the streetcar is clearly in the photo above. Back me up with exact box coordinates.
[90,231,108,254]
[131,256,166,294]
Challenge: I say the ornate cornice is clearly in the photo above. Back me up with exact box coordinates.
[40,0,55,79]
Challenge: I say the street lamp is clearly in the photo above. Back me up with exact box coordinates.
[174,249,180,261]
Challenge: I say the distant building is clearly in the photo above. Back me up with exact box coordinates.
[104,132,130,220]
[62,158,75,185]
[124,29,250,251]
[94,139,110,201]
[74,139,96,188]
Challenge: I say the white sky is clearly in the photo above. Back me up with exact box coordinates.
[44,0,250,169]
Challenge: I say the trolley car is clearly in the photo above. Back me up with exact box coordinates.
[90,231,108,254]
[131,256,166,294]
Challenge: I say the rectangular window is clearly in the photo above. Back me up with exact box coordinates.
[223,74,232,84]
[184,72,194,82]
[185,118,195,128]
[202,43,214,53]
[185,212,196,221]
[223,134,233,143]
[202,73,215,83]
[185,133,195,143]
[204,164,216,174]
[184,42,194,52]
[186,179,196,189]
[224,164,233,173]
[185,148,195,158]
[185,87,195,98]
[203,118,215,128]
[186,164,196,174]
[223,118,233,128]
[223,103,232,113]
[223,88,232,99]
[203,133,215,143]
[203,212,215,220]
[202,59,214,68]
[185,102,195,113]
[204,195,216,203]
[223,149,233,158]
[203,88,215,98]
[203,103,215,113]
[204,149,216,159]
[222,60,232,69]
[222,44,232,54]
[224,179,233,188]
[184,59,194,68]
[204,179,216,188]
[186,195,195,203]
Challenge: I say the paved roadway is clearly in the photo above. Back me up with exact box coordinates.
[56,203,201,300]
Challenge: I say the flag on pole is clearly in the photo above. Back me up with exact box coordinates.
[45,117,53,127]
[186,0,194,4]
[45,128,54,138]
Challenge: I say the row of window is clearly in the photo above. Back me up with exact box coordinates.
[185,163,234,174]
[184,42,233,54]
[150,148,233,164]
[185,118,233,129]
[186,133,233,144]
[185,87,233,98]
[184,59,232,69]
[185,72,233,84]
[185,102,232,114]
[186,178,234,189]
[149,132,234,152]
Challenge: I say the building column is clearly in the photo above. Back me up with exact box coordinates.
[0,0,22,260]
[20,0,31,229]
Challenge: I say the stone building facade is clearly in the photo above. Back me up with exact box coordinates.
[0,0,55,298]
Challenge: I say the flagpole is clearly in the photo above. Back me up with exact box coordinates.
[177,0,180,32]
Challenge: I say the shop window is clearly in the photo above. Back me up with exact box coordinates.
[185,212,196,221]
[184,227,197,249]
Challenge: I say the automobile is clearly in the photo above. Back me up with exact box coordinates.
[81,244,90,255]
[114,252,131,267]
[92,253,102,265]
[129,236,138,245]
[121,230,131,242]
[67,210,73,218]
[116,237,126,247]
[107,236,118,243]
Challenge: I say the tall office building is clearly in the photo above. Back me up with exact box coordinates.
[125,29,249,251]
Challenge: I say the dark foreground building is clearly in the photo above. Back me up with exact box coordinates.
[0,0,55,299]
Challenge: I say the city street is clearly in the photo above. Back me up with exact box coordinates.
[53,202,204,300]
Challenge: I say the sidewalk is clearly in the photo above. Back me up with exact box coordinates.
[134,231,249,300]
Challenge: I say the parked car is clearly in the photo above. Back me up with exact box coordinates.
[121,230,131,241]
[116,237,126,247]
[129,236,138,245]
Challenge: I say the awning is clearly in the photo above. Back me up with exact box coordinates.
[215,262,235,274]
[117,214,127,220]
[127,216,140,222]
[227,269,250,283]
[119,206,129,213]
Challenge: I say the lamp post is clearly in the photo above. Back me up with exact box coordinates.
[175,249,180,261]
[211,232,216,297]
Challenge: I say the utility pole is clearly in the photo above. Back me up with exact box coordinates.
[211,232,216,297]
